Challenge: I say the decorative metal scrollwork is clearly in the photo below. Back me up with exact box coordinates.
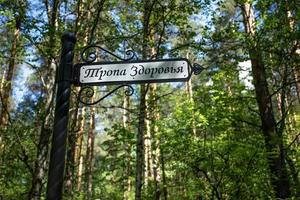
[81,45,136,63]
[77,45,136,106]
[78,85,134,106]
[192,63,204,75]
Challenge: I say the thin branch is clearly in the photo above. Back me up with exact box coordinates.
[286,132,300,151]
[275,98,295,128]
[88,0,106,45]
[269,80,299,98]
[234,118,261,128]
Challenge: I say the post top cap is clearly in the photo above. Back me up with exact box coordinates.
[61,32,76,43]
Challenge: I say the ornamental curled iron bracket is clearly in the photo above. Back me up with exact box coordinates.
[76,45,136,106]
[81,45,136,63]
[74,45,205,106]
[78,85,134,106]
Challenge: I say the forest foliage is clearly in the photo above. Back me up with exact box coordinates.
[0,0,300,199]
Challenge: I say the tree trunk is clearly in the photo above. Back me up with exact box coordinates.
[0,15,21,128]
[29,0,60,199]
[286,155,300,197]
[149,84,162,200]
[123,92,132,200]
[240,2,291,198]
[63,0,85,194]
[76,106,86,191]
[161,148,167,200]
[135,1,153,199]
[185,75,197,135]
[0,14,21,169]
[64,99,80,196]
[135,84,147,200]
[144,94,153,187]
[292,67,300,103]
[184,53,197,136]
[29,122,52,200]
[286,5,300,104]
[85,103,95,199]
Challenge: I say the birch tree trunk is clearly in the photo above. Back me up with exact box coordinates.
[184,53,197,136]
[240,2,291,198]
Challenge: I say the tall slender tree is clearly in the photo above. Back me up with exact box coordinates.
[135,1,153,199]
[29,0,61,198]
[238,1,291,198]
[0,0,25,128]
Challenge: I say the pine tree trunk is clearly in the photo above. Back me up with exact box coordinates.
[0,16,21,128]
[123,93,132,200]
[0,69,5,95]
[240,2,291,198]
[285,3,300,196]
[161,148,167,200]
[85,104,95,199]
[76,106,86,191]
[63,0,85,193]
[0,69,6,158]
[292,67,300,104]
[29,52,56,199]
[135,1,153,199]
[286,6,300,104]
[64,98,80,196]
[149,84,162,200]
[29,0,60,198]
[135,84,147,200]
[0,14,21,169]
[286,155,300,197]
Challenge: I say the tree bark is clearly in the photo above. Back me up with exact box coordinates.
[64,99,80,196]
[123,92,132,200]
[161,148,167,200]
[185,74,197,135]
[76,106,86,191]
[29,0,60,199]
[144,94,153,187]
[85,104,95,199]
[240,2,291,198]
[135,84,147,200]
[135,1,153,199]
[149,84,162,200]
[286,155,300,197]
[0,15,21,128]
[286,5,300,104]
